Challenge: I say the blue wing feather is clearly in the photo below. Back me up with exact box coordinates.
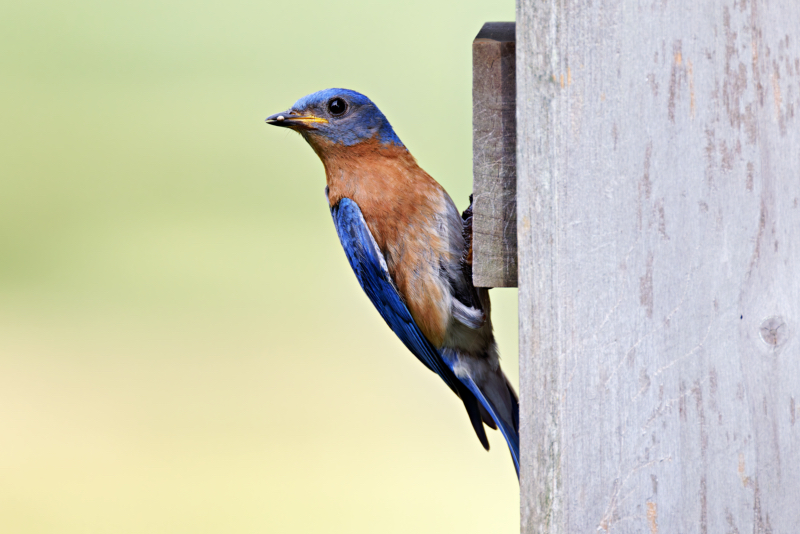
[330,196,515,461]
[330,197,462,394]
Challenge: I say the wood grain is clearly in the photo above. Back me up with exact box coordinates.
[472,22,517,288]
[517,1,800,532]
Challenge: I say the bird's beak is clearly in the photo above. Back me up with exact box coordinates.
[265,110,328,129]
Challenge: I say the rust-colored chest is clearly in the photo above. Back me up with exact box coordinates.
[320,141,453,346]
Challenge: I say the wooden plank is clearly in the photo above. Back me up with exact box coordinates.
[472,22,517,288]
[517,1,800,532]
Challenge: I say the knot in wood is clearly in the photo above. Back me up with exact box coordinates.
[758,316,787,347]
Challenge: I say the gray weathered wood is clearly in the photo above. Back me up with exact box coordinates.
[517,1,800,532]
[472,22,517,288]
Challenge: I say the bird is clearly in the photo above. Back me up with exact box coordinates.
[265,88,519,477]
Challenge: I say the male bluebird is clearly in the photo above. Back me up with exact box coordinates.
[265,89,519,477]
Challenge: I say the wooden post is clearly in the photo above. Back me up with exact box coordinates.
[516,1,800,532]
[472,22,517,288]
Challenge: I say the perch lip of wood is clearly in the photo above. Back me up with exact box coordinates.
[471,21,518,289]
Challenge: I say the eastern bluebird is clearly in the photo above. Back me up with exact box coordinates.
[266,89,519,477]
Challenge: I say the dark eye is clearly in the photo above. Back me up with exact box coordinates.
[327,97,347,116]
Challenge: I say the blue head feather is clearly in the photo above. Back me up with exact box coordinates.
[288,88,404,147]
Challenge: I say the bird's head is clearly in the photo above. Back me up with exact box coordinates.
[265,89,404,151]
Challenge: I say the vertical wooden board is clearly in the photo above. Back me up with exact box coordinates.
[517,1,800,533]
[473,22,517,288]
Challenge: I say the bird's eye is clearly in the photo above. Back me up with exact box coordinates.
[327,97,347,116]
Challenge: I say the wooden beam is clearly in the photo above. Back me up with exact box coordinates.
[472,22,517,288]
[517,1,800,532]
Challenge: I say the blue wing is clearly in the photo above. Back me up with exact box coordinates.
[330,197,460,392]
[330,197,492,450]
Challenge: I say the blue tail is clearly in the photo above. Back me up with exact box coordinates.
[460,374,520,478]
[441,349,520,478]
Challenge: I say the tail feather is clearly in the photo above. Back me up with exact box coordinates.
[459,385,490,450]
[460,373,520,477]
[505,373,520,432]
[478,403,498,429]
[442,349,520,478]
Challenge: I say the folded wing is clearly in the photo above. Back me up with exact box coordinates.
[330,197,491,450]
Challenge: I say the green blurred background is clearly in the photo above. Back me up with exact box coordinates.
[0,0,518,532]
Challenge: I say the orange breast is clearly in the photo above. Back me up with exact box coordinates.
[321,140,453,346]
